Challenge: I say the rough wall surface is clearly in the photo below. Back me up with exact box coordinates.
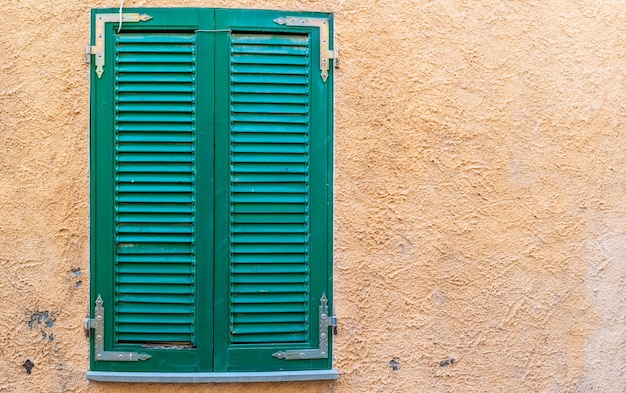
[1,0,624,392]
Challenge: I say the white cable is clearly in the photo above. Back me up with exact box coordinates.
[195,29,232,33]
[117,0,124,33]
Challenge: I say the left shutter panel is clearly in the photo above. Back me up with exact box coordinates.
[114,31,197,346]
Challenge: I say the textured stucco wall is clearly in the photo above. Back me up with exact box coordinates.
[1,0,625,392]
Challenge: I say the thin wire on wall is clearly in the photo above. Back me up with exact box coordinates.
[117,0,124,33]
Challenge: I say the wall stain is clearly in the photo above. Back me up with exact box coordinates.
[27,311,56,329]
[41,331,54,342]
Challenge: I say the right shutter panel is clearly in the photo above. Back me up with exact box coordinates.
[215,17,333,370]
[228,32,311,345]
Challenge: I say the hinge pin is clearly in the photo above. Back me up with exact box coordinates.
[330,316,338,335]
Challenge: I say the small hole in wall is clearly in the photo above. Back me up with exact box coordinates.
[389,357,400,371]
[23,359,34,374]
[439,358,456,367]
[75,280,82,288]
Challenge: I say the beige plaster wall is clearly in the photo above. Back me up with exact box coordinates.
[1,0,625,392]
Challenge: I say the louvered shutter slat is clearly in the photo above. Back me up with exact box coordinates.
[232,65,307,76]
[232,213,306,223]
[118,123,194,132]
[118,263,193,274]
[117,194,192,204]
[118,92,195,102]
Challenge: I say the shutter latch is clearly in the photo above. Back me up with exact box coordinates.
[273,17,336,82]
[273,294,337,360]
[86,295,152,362]
[88,13,152,78]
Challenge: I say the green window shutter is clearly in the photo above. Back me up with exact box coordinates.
[90,8,332,375]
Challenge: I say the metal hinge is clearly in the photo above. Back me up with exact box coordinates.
[273,294,337,360]
[88,13,152,78]
[273,17,336,82]
[85,295,151,362]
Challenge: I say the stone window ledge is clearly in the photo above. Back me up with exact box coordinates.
[87,370,339,383]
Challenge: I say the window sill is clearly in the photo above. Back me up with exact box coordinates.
[87,370,339,383]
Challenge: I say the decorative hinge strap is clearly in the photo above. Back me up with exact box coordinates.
[273,294,337,360]
[273,17,336,82]
[85,295,151,362]
[89,13,152,78]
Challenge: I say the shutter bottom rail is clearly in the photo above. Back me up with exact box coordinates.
[87,370,339,383]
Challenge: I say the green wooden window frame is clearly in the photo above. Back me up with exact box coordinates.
[88,8,335,382]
